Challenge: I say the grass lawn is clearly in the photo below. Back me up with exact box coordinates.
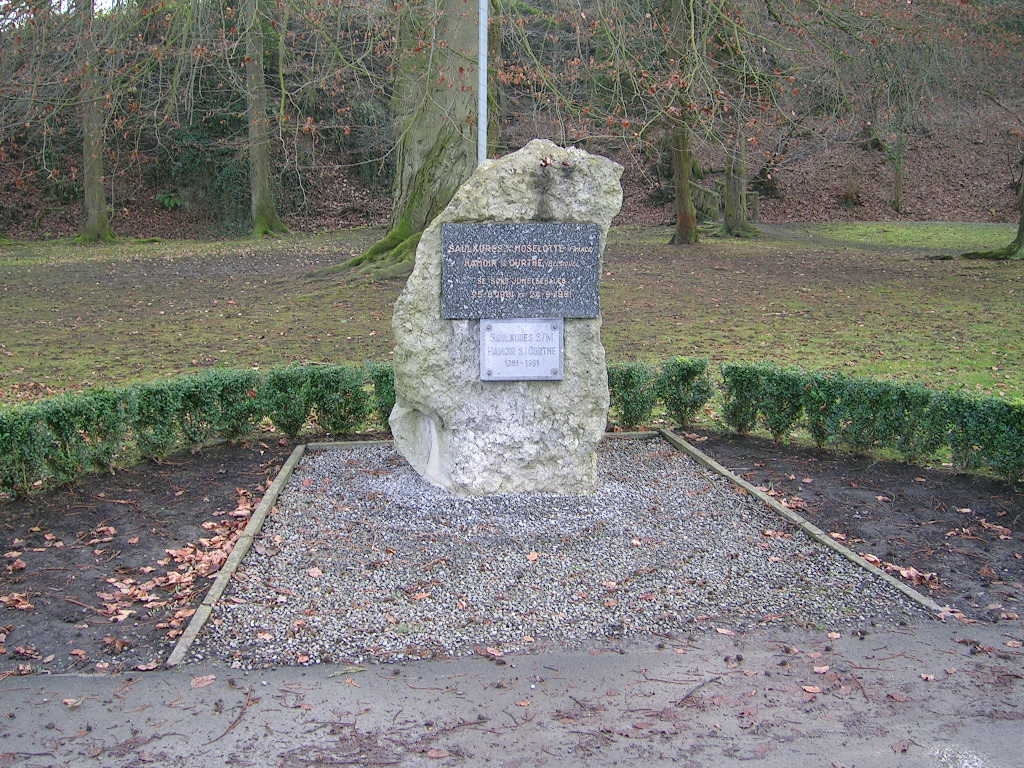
[1,222,1021,403]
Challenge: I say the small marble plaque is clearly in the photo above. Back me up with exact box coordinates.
[441,222,600,319]
[480,317,563,381]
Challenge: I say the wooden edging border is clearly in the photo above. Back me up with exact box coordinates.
[165,443,308,667]
[657,428,944,616]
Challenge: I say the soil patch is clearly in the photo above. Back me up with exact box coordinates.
[0,440,294,674]
[1,432,1020,677]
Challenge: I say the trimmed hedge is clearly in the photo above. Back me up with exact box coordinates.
[657,357,713,426]
[717,361,1023,483]
[366,361,396,433]
[2,358,1022,496]
[308,364,371,435]
[607,362,658,430]
[0,363,380,497]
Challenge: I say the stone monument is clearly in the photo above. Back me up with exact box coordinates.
[390,139,623,495]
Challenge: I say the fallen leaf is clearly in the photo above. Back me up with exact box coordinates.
[826,631,841,640]
[813,665,830,674]
[134,660,160,671]
[344,678,360,688]
[410,591,430,601]
[920,673,935,681]
[515,699,530,707]
[69,649,88,661]
[62,698,83,709]
[715,627,736,636]
[426,749,450,759]
[127,536,140,545]
[0,593,33,610]
[887,692,910,702]
[1005,640,1022,648]
[307,566,323,578]
[979,519,1012,537]
[801,685,822,694]
[191,674,216,689]
[828,532,847,542]
[891,739,911,753]
[526,551,539,562]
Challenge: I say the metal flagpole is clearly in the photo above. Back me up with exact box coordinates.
[478,0,488,165]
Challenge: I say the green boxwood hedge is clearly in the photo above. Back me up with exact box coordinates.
[1,358,1021,497]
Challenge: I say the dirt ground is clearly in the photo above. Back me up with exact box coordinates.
[0,432,1020,679]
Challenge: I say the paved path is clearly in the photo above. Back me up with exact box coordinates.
[1,619,1020,767]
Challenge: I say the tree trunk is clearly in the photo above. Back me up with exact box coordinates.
[723,141,756,237]
[963,161,1024,259]
[349,0,478,276]
[669,122,698,245]
[244,0,287,237]
[77,0,113,243]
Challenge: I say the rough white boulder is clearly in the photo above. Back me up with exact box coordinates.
[390,139,623,495]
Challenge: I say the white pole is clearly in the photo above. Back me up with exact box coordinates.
[477,0,488,165]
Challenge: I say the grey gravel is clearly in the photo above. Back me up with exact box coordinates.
[191,437,925,668]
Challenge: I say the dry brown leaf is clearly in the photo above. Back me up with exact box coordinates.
[715,627,736,636]
[426,749,450,759]
[526,551,539,562]
[190,674,216,689]
[307,566,323,578]
[813,665,830,674]
[801,685,822,694]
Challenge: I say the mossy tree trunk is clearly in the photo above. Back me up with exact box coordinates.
[723,140,757,237]
[670,122,698,245]
[348,0,478,276]
[664,0,701,246]
[244,0,287,237]
[77,0,113,243]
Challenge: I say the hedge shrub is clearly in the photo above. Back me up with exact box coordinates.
[939,391,1024,483]
[801,370,847,448]
[607,362,658,430]
[134,379,184,459]
[366,362,396,432]
[308,364,371,435]
[260,365,313,438]
[36,389,132,482]
[2,359,1022,496]
[0,406,50,496]
[720,362,764,434]
[657,357,713,426]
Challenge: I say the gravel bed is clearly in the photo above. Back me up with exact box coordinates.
[191,438,925,668]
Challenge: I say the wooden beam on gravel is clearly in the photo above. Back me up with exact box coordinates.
[658,428,945,616]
